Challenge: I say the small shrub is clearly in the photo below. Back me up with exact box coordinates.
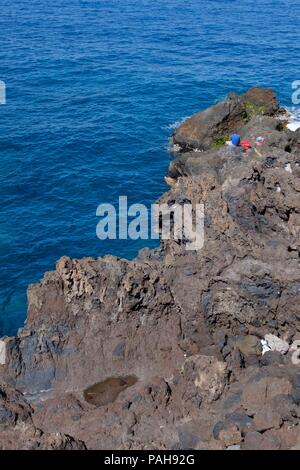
[276,120,288,131]
[212,134,230,148]
[243,101,267,121]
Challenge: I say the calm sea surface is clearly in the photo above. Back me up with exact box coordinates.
[0,0,299,334]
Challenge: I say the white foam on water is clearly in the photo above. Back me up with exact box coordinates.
[168,143,182,153]
[286,106,300,131]
[164,116,190,131]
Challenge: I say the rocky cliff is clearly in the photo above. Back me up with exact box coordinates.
[1,88,300,450]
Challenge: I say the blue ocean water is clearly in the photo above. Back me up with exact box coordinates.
[0,0,300,336]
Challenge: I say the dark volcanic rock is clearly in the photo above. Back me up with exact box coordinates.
[0,383,86,450]
[0,88,299,450]
[171,87,279,151]
[243,88,279,115]
[0,382,32,426]
[172,92,244,151]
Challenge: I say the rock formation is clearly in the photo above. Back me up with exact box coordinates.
[1,88,300,450]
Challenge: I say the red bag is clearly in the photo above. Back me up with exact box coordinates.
[241,141,252,151]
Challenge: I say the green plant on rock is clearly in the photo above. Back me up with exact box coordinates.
[212,134,230,148]
[243,101,267,121]
[276,120,288,131]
